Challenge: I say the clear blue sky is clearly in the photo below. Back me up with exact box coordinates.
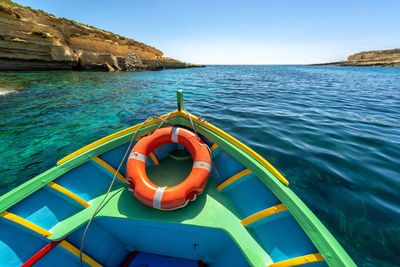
[15,0,400,64]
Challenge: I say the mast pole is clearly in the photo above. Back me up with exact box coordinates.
[177,89,183,111]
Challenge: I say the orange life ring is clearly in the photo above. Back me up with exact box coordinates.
[126,127,211,210]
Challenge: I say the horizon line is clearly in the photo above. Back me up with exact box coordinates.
[193,63,316,65]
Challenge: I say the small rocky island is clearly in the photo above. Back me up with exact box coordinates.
[314,48,400,67]
[0,1,204,71]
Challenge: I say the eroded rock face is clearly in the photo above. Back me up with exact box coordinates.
[314,49,400,67]
[0,2,204,71]
[0,8,79,70]
[125,53,144,71]
[76,50,120,71]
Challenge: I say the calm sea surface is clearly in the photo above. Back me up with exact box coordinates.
[1,65,399,266]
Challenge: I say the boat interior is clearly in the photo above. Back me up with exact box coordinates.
[0,117,332,266]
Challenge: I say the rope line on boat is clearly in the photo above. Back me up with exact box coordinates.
[154,111,173,132]
[184,108,198,137]
[78,113,171,267]
[184,108,212,157]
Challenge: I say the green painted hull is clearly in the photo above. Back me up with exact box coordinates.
[0,109,356,267]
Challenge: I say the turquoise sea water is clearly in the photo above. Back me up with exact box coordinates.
[1,65,399,266]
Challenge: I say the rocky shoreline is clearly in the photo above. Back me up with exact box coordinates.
[0,2,204,71]
[313,48,400,67]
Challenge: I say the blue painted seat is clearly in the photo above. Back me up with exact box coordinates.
[0,218,48,267]
[8,187,82,230]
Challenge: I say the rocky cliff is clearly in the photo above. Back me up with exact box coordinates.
[314,49,400,67]
[0,1,204,71]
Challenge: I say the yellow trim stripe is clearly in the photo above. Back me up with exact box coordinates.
[217,169,252,191]
[47,182,90,208]
[268,253,324,267]
[149,152,159,165]
[59,240,102,267]
[241,203,287,227]
[0,211,51,237]
[57,110,289,186]
[92,157,126,183]
[210,143,219,152]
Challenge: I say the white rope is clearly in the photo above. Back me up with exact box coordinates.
[183,108,198,136]
[183,108,212,157]
[155,111,173,131]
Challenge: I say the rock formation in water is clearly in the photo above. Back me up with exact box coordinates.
[314,49,400,67]
[0,1,204,71]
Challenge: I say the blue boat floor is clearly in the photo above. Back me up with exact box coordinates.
[128,252,199,267]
